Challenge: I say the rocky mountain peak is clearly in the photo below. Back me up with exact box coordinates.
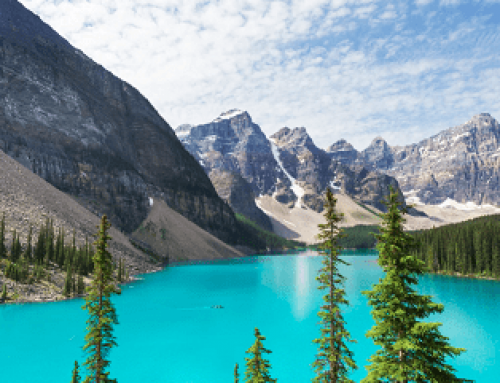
[326,139,359,165]
[368,136,389,148]
[0,0,72,50]
[212,109,250,123]
[270,127,316,151]
[327,139,355,152]
[361,136,394,170]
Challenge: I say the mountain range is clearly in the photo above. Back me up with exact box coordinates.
[2,0,500,264]
[328,113,500,207]
[176,110,500,242]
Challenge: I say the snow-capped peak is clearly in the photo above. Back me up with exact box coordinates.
[213,109,245,122]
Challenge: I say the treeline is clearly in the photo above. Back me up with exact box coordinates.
[411,214,500,278]
[0,212,127,300]
[309,225,380,250]
[339,225,379,249]
[234,213,306,250]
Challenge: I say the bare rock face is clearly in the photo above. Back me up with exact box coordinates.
[327,113,500,206]
[270,127,406,213]
[177,109,286,196]
[0,0,239,243]
[208,169,273,232]
[177,112,405,216]
[326,139,359,165]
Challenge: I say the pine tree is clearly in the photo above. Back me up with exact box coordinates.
[362,186,468,383]
[243,327,276,383]
[312,187,357,382]
[71,360,81,383]
[64,264,73,297]
[77,274,85,295]
[0,212,6,259]
[1,283,7,301]
[117,258,122,283]
[24,225,33,262]
[34,222,46,264]
[235,363,240,383]
[82,215,120,383]
[11,229,22,263]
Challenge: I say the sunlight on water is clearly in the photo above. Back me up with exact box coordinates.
[0,250,498,382]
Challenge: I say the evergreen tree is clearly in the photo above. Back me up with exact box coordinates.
[0,212,6,259]
[77,275,85,295]
[117,258,122,283]
[82,215,120,383]
[312,187,357,382]
[362,186,468,383]
[235,363,240,383]
[243,327,276,383]
[34,222,46,264]
[64,264,73,297]
[24,225,33,262]
[71,360,81,383]
[11,229,22,263]
[1,283,7,301]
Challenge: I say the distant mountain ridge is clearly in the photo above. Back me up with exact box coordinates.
[176,109,406,219]
[327,113,500,207]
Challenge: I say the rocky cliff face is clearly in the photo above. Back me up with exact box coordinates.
[176,110,405,215]
[0,0,239,243]
[270,127,405,213]
[328,113,500,206]
[208,169,273,232]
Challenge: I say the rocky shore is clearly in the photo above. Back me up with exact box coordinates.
[0,259,165,305]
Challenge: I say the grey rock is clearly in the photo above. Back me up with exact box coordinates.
[177,112,406,216]
[0,0,239,244]
[330,113,500,207]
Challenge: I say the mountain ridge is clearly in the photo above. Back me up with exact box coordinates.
[0,0,242,248]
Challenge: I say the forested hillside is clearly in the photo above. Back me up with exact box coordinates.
[411,214,500,278]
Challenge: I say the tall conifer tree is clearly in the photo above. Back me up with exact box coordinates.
[24,225,33,262]
[82,215,120,383]
[312,187,357,382]
[362,186,468,383]
[71,360,81,383]
[0,212,6,259]
[234,363,239,383]
[243,327,276,383]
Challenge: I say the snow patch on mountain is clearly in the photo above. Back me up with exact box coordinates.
[329,180,341,190]
[436,198,500,211]
[213,109,245,122]
[270,140,305,208]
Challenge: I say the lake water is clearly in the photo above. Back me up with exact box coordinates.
[0,250,498,382]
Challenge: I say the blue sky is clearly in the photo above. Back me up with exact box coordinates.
[18,0,500,150]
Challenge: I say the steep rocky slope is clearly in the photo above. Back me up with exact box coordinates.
[208,169,273,232]
[0,0,238,244]
[0,147,157,302]
[130,198,244,263]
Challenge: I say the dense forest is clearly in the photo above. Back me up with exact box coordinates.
[411,214,500,278]
[234,213,306,250]
[309,225,380,250]
[0,212,127,301]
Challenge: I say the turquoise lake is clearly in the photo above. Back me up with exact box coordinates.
[0,250,499,382]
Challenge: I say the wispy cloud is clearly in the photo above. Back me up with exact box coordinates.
[17,0,500,150]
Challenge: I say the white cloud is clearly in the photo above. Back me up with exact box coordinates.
[15,0,500,151]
